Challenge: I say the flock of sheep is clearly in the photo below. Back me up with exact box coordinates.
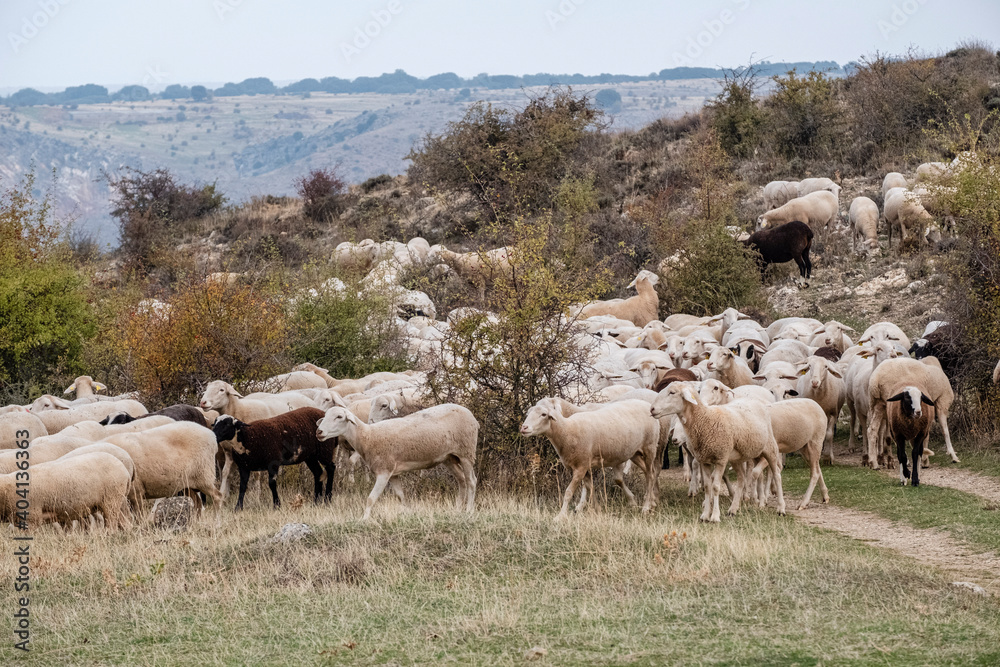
[0,154,992,530]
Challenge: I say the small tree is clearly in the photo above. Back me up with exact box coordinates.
[191,85,209,102]
[708,64,765,159]
[595,88,623,113]
[295,168,346,221]
[764,69,846,161]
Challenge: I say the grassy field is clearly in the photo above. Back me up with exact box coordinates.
[3,452,1000,666]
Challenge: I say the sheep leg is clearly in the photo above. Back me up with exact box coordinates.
[938,412,960,463]
[749,458,769,508]
[387,478,407,507]
[639,447,659,512]
[460,456,477,512]
[267,463,281,508]
[362,473,393,521]
[320,458,335,502]
[612,463,638,507]
[727,462,745,516]
[699,463,713,521]
[707,462,726,523]
[823,415,836,465]
[897,437,910,486]
[305,460,324,503]
[575,472,594,513]
[444,459,466,510]
[557,469,587,520]
[762,451,786,516]
[797,443,828,509]
[846,401,857,453]
[912,437,923,487]
[219,450,234,497]
[235,466,251,510]
[865,404,886,470]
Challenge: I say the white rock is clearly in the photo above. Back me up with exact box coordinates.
[269,523,312,543]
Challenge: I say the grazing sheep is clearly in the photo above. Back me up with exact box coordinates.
[0,435,93,474]
[31,400,148,435]
[882,172,908,196]
[742,220,814,280]
[758,191,839,232]
[0,452,132,530]
[520,398,659,519]
[866,358,956,469]
[797,177,841,201]
[650,383,785,522]
[317,404,478,520]
[763,180,800,210]
[886,387,936,486]
[211,408,333,510]
[915,162,949,182]
[100,404,211,427]
[849,196,881,256]
[795,357,846,463]
[884,190,934,248]
[580,270,660,327]
[0,412,47,449]
[103,422,222,510]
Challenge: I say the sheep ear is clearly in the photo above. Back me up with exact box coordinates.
[680,386,698,405]
[752,375,766,381]
[779,375,799,381]
[63,384,76,394]
[827,366,843,378]
[230,387,244,398]
[729,346,740,355]
[389,397,399,415]
[797,368,808,376]
[94,382,107,392]
[886,392,906,403]
[859,351,871,358]
[813,328,826,335]
[920,394,936,407]
[785,390,799,397]
[737,312,752,320]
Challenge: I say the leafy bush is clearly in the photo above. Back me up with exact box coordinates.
[0,173,94,392]
[295,168,346,221]
[764,69,846,161]
[290,284,410,380]
[708,66,765,160]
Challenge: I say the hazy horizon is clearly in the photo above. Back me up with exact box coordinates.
[2,0,997,92]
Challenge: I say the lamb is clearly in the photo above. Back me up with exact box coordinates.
[797,177,841,201]
[0,452,131,530]
[199,379,314,496]
[579,270,660,328]
[884,190,934,248]
[0,412,47,449]
[102,422,222,509]
[866,358,957,469]
[0,435,93,474]
[849,196,881,255]
[697,382,827,509]
[763,180,800,210]
[59,416,175,441]
[758,191,839,232]
[30,400,148,434]
[742,220,813,280]
[316,404,478,520]
[882,172,908,196]
[650,382,785,522]
[795,356,846,463]
[886,387,936,486]
[706,346,756,388]
[520,398,659,519]
[100,404,212,427]
[211,407,333,510]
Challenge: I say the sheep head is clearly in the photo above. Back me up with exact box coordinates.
[317,407,360,441]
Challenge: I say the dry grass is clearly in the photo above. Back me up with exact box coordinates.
[3,470,1000,665]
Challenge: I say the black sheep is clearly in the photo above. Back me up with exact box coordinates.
[909,324,961,379]
[743,220,814,279]
[211,407,334,510]
[100,404,210,427]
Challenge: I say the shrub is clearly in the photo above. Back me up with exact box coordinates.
[764,69,846,161]
[708,65,765,160]
[360,173,393,193]
[295,167,346,221]
[107,167,224,270]
[289,279,410,379]
[0,173,94,392]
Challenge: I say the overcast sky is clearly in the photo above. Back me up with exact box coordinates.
[1,0,997,92]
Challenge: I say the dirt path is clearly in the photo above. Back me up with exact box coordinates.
[792,502,1000,593]
[832,444,1000,505]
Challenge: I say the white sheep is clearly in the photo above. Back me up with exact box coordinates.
[795,356,846,463]
[520,398,659,519]
[705,346,756,388]
[915,162,949,182]
[650,382,785,522]
[0,412,47,449]
[797,177,841,201]
[103,422,222,509]
[63,375,108,400]
[844,341,900,456]
[367,389,432,423]
[0,435,93,474]
[809,321,855,353]
[58,416,176,442]
[332,239,377,272]
[758,191,839,232]
[31,400,148,435]
[849,196,881,256]
[246,370,329,392]
[884,190,934,247]
[857,322,911,351]
[317,404,478,520]
[763,180,800,210]
[882,172,908,196]
[0,452,132,530]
